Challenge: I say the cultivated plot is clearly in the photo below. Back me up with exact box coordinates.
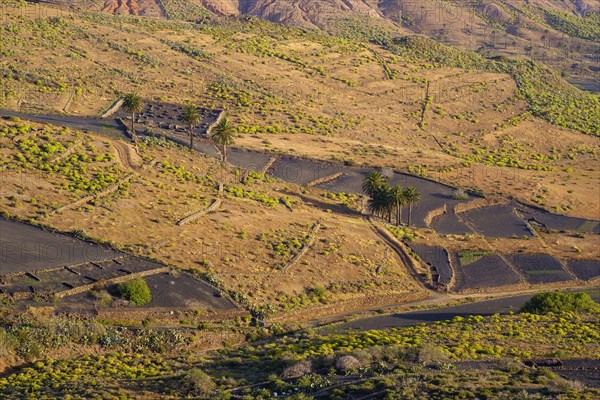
[0,218,120,274]
[506,253,572,284]
[453,253,521,291]
[142,272,237,310]
[517,204,600,234]
[566,260,600,281]
[430,212,474,235]
[407,243,453,286]
[461,205,533,238]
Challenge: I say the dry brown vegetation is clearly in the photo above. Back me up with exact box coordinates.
[1,4,597,221]
[0,119,423,315]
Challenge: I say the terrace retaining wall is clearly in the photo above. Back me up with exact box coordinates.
[53,266,170,298]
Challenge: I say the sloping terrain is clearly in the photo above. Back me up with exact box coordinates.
[1,3,598,220]
[0,117,423,316]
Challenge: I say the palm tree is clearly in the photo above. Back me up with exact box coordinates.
[404,186,421,226]
[367,184,395,222]
[367,186,387,220]
[390,185,407,226]
[122,92,144,143]
[181,103,201,149]
[211,116,235,163]
[362,171,386,198]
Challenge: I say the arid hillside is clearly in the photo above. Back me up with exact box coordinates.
[1,3,598,219]
[42,0,600,83]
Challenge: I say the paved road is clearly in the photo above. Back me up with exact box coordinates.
[327,287,600,332]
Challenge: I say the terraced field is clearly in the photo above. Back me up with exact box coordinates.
[453,252,522,291]
[406,243,453,287]
[0,217,119,274]
[566,259,600,281]
[460,205,534,238]
[507,253,573,284]
[0,218,236,312]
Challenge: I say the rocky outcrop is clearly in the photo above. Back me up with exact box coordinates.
[198,0,383,29]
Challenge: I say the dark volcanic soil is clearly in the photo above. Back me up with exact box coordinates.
[0,217,120,274]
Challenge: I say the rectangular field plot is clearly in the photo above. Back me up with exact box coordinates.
[430,213,474,235]
[566,260,600,281]
[407,243,453,286]
[517,204,600,233]
[461,205,533,238]
[506,254,573,284]
[0,268,96,296]
[142,272,238,310]
[0,255,165,297]
[454,253,521,291]
[0,218,120,274]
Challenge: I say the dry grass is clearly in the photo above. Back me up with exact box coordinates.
[0,119,423,312]
[2,5,597,219]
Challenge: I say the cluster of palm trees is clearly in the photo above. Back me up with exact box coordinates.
[362,171,421,226]
[122,93,236,163]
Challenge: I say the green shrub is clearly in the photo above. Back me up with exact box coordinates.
[117,277,152,306]
[520,292,598,314]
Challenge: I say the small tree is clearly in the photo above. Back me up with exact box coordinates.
[185,368,216,395]
[181,103,201,149]
[282,360,312,378]
[117,277,152,306]
[521,292,598,314]
[122,93,144,143]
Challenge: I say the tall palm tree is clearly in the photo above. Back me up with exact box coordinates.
[404,186,421,226]
[211,116,235,163]
[368,184,395,222]
[362,171,386,198]
[390,185,407,226]
[122,92,144,143]
[181,103,201,149]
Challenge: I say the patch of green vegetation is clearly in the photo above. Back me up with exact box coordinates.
[259,227,311,266]
[0,310,598,398]
[526,269,565,275]
[160,0,210,21]
[521,291,599,314]
[117,277,152,306]
[224,186,279,207]
[157,160,212,185]
[458,251,493,266]
[386,225,417,241]
[160,39,212,61]
[541,9,600,41]
[3,123,124,195]
[384,36,600,136]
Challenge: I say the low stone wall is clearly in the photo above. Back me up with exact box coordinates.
[454,197,507,214]
[283,221,321,272]
[424,204,447,227]
[53,266,170,298]
[306,172,344,187]
[101,98,124,118]
[176,199,222,226]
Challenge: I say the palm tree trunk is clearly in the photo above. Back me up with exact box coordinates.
[131,112,136,143]
[189,126,193,149]
[223,144,227,163]
[396,202,400,226]
[408,204,412,226]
